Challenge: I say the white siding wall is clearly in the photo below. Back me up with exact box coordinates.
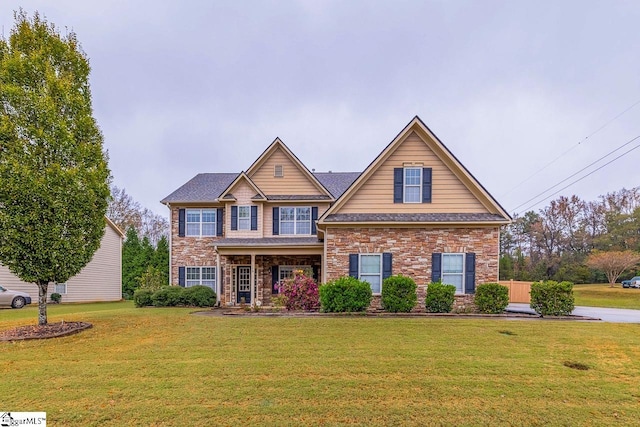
[0,224,122,303]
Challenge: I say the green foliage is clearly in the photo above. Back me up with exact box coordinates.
[150,286,184,307]
[381,275,417,313]
[182,285,216,307]
[530,281,575,316]
[0,11,110,325]
[424,281,456,313]
[122,227,144,298]
[50,293,62,304]
[133,289,154,307]
[122,228,169,299]
[474,283,509,314]
[152,236,170,285]
[319,276,372,312]
[137,265,166,293]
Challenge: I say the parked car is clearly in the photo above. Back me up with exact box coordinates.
[0,285,32,308]
[621,276,640,288]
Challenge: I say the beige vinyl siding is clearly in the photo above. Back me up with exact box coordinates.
[0,224,122,303]
[339,131,490,214]
[226,180,262,238]
[264,202,331,237]
[249,147,321,195]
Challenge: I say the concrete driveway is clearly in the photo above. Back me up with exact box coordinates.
[508,303,640,323]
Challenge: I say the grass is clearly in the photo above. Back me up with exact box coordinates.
[2,302,640,426]
[573,283,640,310]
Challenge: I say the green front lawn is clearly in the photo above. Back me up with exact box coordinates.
[574,283,640,310]
[2,302,640,426]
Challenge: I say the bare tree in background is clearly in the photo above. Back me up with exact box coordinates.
[108,186,168,245]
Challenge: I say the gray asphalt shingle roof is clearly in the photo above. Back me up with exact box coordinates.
[161,173,238,203]
[313,172,360,198]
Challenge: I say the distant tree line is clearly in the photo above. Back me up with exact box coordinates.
[501,187,640,283]
[107,186,170,298]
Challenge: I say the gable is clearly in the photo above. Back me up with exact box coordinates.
[339,131,487,214]
[321,117,511,223]
[248,145,327,196]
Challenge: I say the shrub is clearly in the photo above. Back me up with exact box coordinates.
[50,292,62,304]
[319,276,372,312]
[424,281,455,313]
[278,271,319,311]
[381,275,417,313]
[530,280,574,316]
[137,265,167,292]
[475,283,509,314]
[182,285,217,307]
[133,288,154,307]
[151,286,184,307]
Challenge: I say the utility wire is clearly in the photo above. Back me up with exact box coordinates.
[511,134,640,212]
[500,97,640,198]
[515,137,640,215]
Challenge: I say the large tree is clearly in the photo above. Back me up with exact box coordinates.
[0,11,110,325]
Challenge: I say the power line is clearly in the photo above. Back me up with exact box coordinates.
[515,136,640,215]
[500,97,640,198]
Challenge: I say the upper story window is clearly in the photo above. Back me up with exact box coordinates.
[238,206,251,230]
[186,209,216,237]
[274,164,284,177]
[403,167,422,203]
[280,207,311,235]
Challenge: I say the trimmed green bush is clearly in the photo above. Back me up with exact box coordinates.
[133,289,154,307]
[381,275,417,313]
[50,292,62,304]
[151,286,184,307]
[182,285,217,307]
[530,280,574,316]
[424,281,455,313]
[319,276,372,312]
[475,283,509,314]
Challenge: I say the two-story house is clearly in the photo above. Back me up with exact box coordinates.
[161,116,511,308]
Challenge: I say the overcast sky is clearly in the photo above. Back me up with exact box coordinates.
[2,1,639,217]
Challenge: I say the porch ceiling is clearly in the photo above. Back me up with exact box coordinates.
[213,237,323,255]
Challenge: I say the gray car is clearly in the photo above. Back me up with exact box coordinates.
[0,285,32,308]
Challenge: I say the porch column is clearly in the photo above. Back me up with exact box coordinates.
[216,251,221,307]
[250,253,256,307]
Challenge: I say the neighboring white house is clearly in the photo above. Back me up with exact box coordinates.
[0,217,124,303]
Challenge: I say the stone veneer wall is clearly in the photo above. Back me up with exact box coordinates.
[325,226,499,312]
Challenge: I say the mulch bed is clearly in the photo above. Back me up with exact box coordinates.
[0,321,92,342]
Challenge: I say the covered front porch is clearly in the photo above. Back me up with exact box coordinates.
[213,238,323,306]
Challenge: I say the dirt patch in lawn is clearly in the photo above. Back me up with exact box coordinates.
[0,321,92,342]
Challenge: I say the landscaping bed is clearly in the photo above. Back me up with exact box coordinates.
[0,321,92,341]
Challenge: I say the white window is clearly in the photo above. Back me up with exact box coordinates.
[54,283,67,294]
[359,254,382,294]
[186,209,216,237]
[404,167,422,203]
[186,266,216,289]
[442,253,464,294]
[280,207,311,235]
[238,206,251,230]
[279,265,311,282]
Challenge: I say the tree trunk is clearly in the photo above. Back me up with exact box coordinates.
[37,281,48,325]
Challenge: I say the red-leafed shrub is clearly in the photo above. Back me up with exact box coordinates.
[277,270,320,311]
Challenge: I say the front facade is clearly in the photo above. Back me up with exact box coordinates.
[162,117,510,309]
[0,218,124,303]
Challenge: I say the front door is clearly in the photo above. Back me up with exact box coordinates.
[236,266,251,304]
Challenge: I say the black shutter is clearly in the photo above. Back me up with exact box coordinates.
[349,254,359,278]
[382,253,392,279]
[312,265,319,282]
[311,207,318,234]
[178,266,185,287]
[431,253,442,283]
[272,207,279,235]
[272,266,279,294]
[219,266,224,295]
[178,209,185,237]
[422,168,432,203]
[393,168,403,203]
[216,208,223,236]
[250,206,258,230]
[231,206,238,231]
[465,253,476,294]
